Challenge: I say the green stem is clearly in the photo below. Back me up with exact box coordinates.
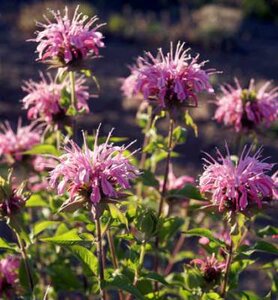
[220,240,233,297]
[154,117,175,291]
[69,71,76,109]
[95,216,107,300]
[15,231,34,294]
[107,229,124,300]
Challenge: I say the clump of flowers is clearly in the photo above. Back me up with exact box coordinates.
[122,42,214,111]
[214,78,278,132]
[0,256,20,297]
[199,145,275,213]
[191,253,225,282]
[22,72,90,124]
[0,171,28,219]
[49,126,140,212]
[0,120,42,163]
[32,5,105,68]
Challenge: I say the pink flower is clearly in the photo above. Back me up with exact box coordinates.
[32,156,57,173]
[164,164,195,191]
[199,145,275,213]
[191,253,225,282]
[22,72,90,123]
[0,120,42,163]
[49,126,140,211]
[0,256,20,296]
[122,42,214,110]
[272,171,278,200]
[32,6,104,67]
[214,78,278,132]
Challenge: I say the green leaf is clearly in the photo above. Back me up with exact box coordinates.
[24,144,60,156]
[159,217,184,242]
[168,184,204,201]
[184,228,226,247]
[26,194,48,208]
[257,225,278,237]
[33,221,59,237]
[243,241,278,256]
[68,245,98,275]
[141,272,170,287]
[103,275,144,300]
[108,204,128,228]
[140,170,159,188]
[173,126,187,145]
[184,110,198,137]
[0,237,16,251]
[40,229,89,245]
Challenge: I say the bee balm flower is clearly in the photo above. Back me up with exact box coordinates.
[32,6,104,68]
[214,78,278,132]
[199,145,275,213]
[22,72,90,123]
[122,42,215,111]
[0,256,20,297]
[49,127,139,212]
[0,120,42,163]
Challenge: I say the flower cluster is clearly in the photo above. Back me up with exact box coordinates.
[49,127,140,211]
[0,256,20,296]
[199,146,275,213]
[22,72,90,123]
[214,79,278,132]
[191,253,225,282]
[32,6,104,67]
[122,42,214,111]
[0,120,42,163]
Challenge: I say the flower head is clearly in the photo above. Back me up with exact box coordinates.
[32,6,104,67]
[199,145,275,213]
[22,72,90,123]
[49,126,140,212]
[0,256,20,296]
[214,78,278,132]
[0,120,42,163]
[122,42,214,111]
[191,253,225,282]
[0,171,28,219]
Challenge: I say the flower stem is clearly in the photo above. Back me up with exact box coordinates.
[154,117,175,290]
[220,240,233,297]
[107,229,124,300]
[69,71,76,109]
[15,231,34,294]
[95,216,107,300]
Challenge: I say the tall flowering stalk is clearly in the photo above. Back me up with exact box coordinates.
[199,145,276,297]
[49,126,139,299]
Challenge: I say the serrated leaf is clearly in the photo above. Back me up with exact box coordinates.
[68,245,98,275]
[33,221,59,237]
[243,241,278,256]
[108,204,128,228]
[24,144,60,156]
[184,228,226,247]
[40,229,89,245]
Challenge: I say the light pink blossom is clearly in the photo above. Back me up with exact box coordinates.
[0,256,20,295]
[122,42,214,110]
[32,6,104,67]
[22,72,90,123]
[49,126,139,210]
[199,145,275,212]
[0,120,42,162]
[191,253,225,282]
[214,78,278,132]
[32,156,58,173]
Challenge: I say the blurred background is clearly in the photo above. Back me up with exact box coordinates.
[0,0,277,176]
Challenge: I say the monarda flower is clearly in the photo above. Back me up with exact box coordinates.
[199,145,275,213]
[32,6,104,68]
[22,72,90,124]
[49,127,139,213]
[191,253,225,282]
[0,256,20,297]
[214,78,278,132]
[0,120,42,163]
[122,42,214,112]
[0,171,28,219]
